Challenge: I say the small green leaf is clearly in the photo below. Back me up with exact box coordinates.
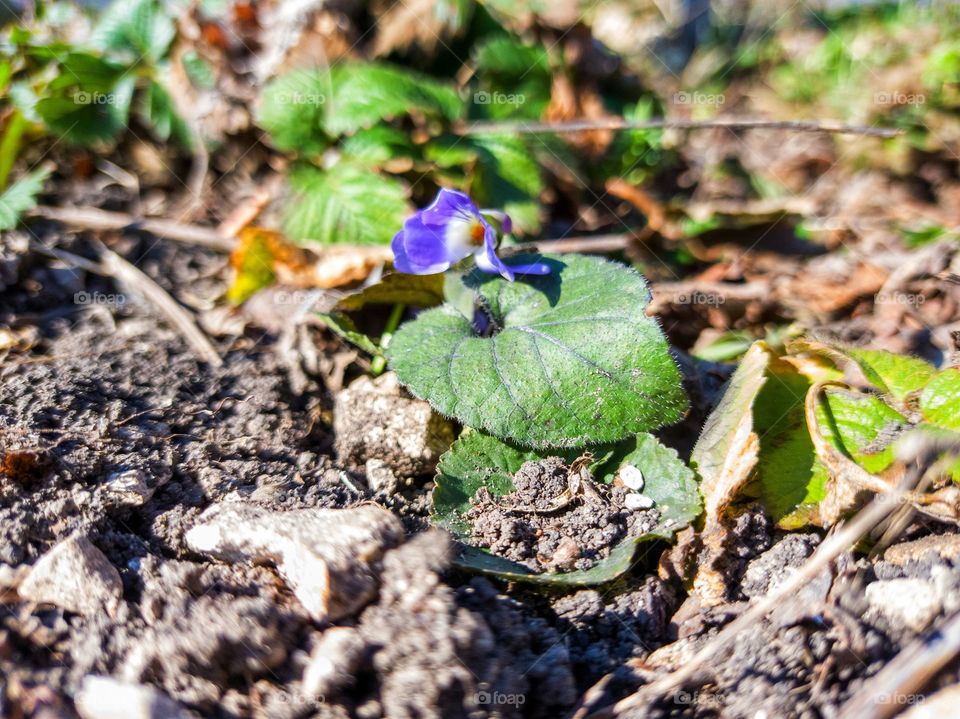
[816,387,907,474]
[36,54,135,145]
[468,134,543,234]
[472,36,551,120]
[323,63,463,137]
[752,354,819,524]
[92,0,176,63]
[424,134,544,234]
[920,368,960,431]
[335,272,444,312]
[340,126,415,166]
[433,430,553,536]
[474,35,551,78]
[47,52,128,92]
[0,165,51,230]
[282,162,409,245]
[257,69,330,155]
[434,430,699,586]
[453,535,664,586]
[181,50,216,90]
[847,348,936,401]
[692,330,755,362]
[139,80,192,148]
[387,254,687,447]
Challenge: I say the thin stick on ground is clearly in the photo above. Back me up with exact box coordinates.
[515,234,633,255]
[584,495,901,718]
[95,242,224,368]
[31,240,224,368]
[460,117,900,138]
[28,205,235,252]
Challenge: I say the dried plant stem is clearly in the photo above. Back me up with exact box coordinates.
[462,118,900,138]
[586,432,960,718]
[30,240,223,368]
[837,611,960,719]
[29,205,235,252]
[96,243,224,367]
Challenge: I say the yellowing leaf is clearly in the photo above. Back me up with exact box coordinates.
[226,227,279,305]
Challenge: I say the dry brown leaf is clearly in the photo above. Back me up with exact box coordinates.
[371,0,467,57]
[685,342,770,605]
[786,260,888,316]
[230,227,393,300]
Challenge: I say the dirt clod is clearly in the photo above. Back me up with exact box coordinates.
[334,373,454,476]
[466,457,658,572]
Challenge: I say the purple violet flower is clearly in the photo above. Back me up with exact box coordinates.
[391,188,550,281]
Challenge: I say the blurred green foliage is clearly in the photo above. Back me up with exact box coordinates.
[2,0,958,243]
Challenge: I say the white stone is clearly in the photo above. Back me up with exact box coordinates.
[102,469,154,506]
[186,503,404,622]
[865,578,942,633]
[19,536,122,616]
[619,464,645,491]
[624,493,655,510]
[365,458,399,494]
[75,676,189,719]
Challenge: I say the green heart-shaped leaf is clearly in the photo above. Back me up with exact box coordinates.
[387,253,687,448]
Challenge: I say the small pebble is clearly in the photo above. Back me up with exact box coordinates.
[619,464,645,491]
[75,676,189,719]
[18,535,122,616]
[624,493,655,510]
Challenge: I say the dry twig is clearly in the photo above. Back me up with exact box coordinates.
[461,117,901,138]
[30,240,223,367]
[28,205,235,252]
[838,611,960,719]
[96,243,224,367]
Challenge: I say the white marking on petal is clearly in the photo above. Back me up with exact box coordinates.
[444,217,477,262]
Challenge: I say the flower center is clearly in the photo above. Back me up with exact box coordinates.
[468,221,486,246]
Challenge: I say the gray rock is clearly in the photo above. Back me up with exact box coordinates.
[303,627,366,699]
[74,676,190,719]
[865,578,942,633]
[364,459,399,494]
[18,535,122,616]
[185,503,404,622]
[741,533,820,598]
[100,469,155,506]
[334,373,454,476]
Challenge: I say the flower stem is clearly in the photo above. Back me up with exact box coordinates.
[370,303,405,376]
